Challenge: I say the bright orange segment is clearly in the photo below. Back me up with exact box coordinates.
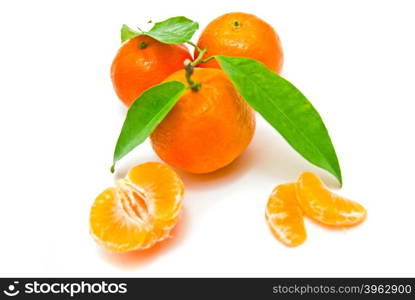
[90,162,184,252]
[296,172,366,227]
[265,183,306,247]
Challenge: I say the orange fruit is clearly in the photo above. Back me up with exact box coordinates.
[90,162,184,253]
[265,183,306,247]
[195,12,283,73]
[111,35,192,107]
[150,68,255,174]
[296,172,367,227]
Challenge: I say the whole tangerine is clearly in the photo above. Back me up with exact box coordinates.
[111,35,192,107]
[195,12,283,73]
[150,68,256,174]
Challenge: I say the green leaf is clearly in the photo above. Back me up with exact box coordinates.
[216,56,342,185]
[112,81,186,172]
[121,24,139,43]
[120,17,198,44]
[144,16,199,44]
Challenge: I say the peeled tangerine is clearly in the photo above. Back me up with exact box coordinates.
[90,162,184,253]
[296,172,367,227]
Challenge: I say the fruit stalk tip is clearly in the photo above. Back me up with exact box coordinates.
[183,58,192,68]
[139,41,148,49]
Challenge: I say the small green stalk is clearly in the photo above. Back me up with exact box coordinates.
[184,59,201,92]
[184,41,216,91]
[191,47,207,66]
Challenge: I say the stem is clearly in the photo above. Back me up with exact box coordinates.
[200,56,215,64]
[184,40,217,91]
[186,40,215,65]
[186,41,203,53]
[184,60,201,92]
[136,26,144,33]
[191,47,207,67]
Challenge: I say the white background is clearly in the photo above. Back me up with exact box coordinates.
[1,0,414,277]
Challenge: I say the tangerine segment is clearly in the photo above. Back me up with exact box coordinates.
[265,183,306,247]
[296,172,366,227]
[90,162,184,253]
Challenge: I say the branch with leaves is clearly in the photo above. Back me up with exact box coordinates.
[112,16,342,185]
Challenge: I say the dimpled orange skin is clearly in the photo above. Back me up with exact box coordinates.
[111,35,192,107]
[195,12,283,73]
[150,68,256,174]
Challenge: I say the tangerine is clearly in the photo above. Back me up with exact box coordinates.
[150,68,256,174]
[90,162,184,252]
[111,35,192,107]
[195,12,283,73]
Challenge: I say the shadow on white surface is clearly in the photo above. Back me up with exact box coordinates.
[248,125,342,189]
[176,125,341,191]
[176,150,256,190]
